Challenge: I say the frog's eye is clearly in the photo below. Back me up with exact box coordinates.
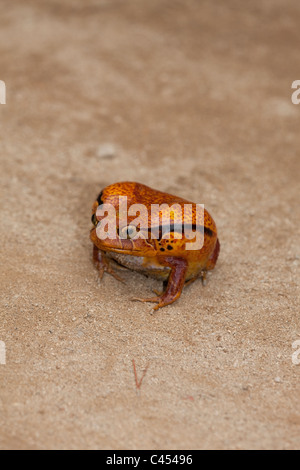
[119,225,136,239]
[91,213,98,226]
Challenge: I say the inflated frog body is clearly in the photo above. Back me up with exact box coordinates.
[90,182,220,310]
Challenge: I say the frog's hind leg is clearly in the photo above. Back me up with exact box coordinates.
[132,257,188,311]
[93,245,125,283]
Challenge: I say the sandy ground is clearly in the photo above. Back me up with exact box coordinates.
[0,0,299,450]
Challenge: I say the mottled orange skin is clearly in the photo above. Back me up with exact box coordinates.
[90,182,220,311]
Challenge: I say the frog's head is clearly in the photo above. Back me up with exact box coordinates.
[90,182,216,257]
[90,182,157,257]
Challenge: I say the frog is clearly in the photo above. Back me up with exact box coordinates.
[90,181,220,311]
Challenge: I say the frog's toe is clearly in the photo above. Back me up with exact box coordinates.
[152,288,164,296]
[132,295,172,312]
[152,280,168,296]
[97,265,125,283]
[98,267,105,280]
[132,296,160,304]
[107,268,125,283]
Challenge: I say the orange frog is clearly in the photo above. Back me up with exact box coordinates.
[90,182,220,311]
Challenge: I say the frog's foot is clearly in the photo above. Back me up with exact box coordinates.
[93,246,125,283]
[99,262,125,283]
[201,270,207,286]
[132,257,188,311]
[132,291,179,312]
[132,295,168,312]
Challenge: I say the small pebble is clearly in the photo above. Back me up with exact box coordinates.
[97,143,116,159]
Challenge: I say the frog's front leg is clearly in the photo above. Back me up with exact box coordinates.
[93,245,125,283]
[133,257,188,311]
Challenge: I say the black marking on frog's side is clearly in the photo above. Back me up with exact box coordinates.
[97,191,104,205]
[150,223,213,241]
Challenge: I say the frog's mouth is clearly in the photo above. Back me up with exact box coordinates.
[90,225,156,257]
[91,209,157,256]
